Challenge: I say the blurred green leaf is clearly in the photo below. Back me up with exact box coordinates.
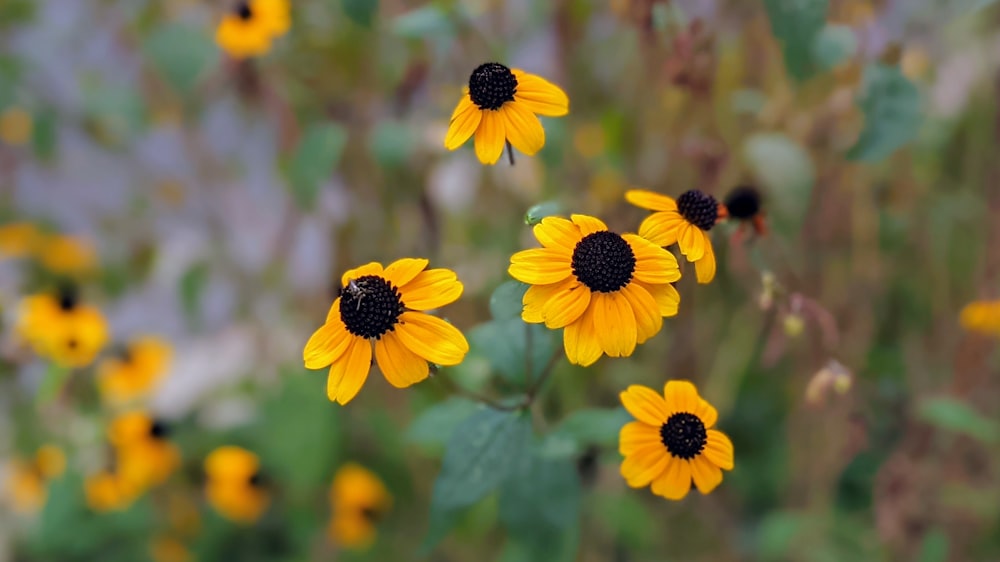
[918,397,997,443]
[467,318,557,387]
[524,202,563,226]
[847,63,922,162]
[489,280,528,320]
[550,407,630,452]
[31,108,57,161]
[757,511,809,560]
[143,24,216,95]
[918,528,949,562]
[341,0,379,27]
[391,6,453,39]
[36,363,71,405]
[288,123,348,210]
[82,82,146,144]
[499,449,580,540]
[763,0,829,81]
[812,24,856,71]
[404,397,478,448]
[179,261,209,325]
[744,133,815,237]
[367,120,412,168]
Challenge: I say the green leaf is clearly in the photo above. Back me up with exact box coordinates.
[288,123,348,210]
[918,397,997,443]
[847,63,922,162]
[763,0,829,81]
[467,318,557,387]
[918,528,949,562]
[367,120,412,168]
[31,108,57,161]
[341,0,379,27]
[550,407,631,453]
[179,262,209,325]
[499,449,580,539]
[812,24,856,71]
[143,24,216,95]
[524,201,563,225]
[489,281,529,321]
[405,397,479,448]
[391,6,453,39]
[36,363,72,405]
[743,133,815,237]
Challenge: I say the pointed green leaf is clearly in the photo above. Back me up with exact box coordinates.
[763,0,829,81]
[847,63,922,162]
[288,123,348,210]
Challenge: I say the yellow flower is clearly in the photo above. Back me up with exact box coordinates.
[619,381,734,500]
[85,469,141,512]
[204,446,270,524]
[16,287,109,368]
[5,459,46,514]
[960,300,1000,337]
[215,0,291,60]
[37,234,98,276]
[97,337,173,405]
[328,463,392,550]
[626,189,724,284]
[0,106,32,146]
[0,222,41,259]
[151,537,192,562]
[445,63,569,165]
[303,258,469,405]
[108,412,181,489]
[34,444,66,479]
[508,214,681,367]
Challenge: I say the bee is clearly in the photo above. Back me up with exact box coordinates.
[344,278,365,311]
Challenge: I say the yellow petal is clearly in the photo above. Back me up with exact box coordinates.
[695,236,717,284]
[637,211,686,247]
[501,102,545,156]
[620,445,670,488]
[704,429,734,470]
[619,421,663,455]
[399,269,463,310]
[624,234,681,285]
[341,263,384,288]
[620,283,662,344]
[394,312,469,366]
[326,338,373,405]
[444,103,482,151]
[570,214,608,236]
[690,455,723,495]
[541,279,590,329]
[450,91,474,121]
[563,303,602,367]
[592,291,637,358]
[663,380,701,414]
[303,320,354,370]
[695,398,718,429]
[620,384,669,426]
[650,457,692,500]
[533,216,580,252]
[374,331,429,388]
[383,258,429,287]
[511,69,569,116]
[637,281,680,318]
[678,223,705,262]
[474,110,506,165]
[508,248,573,285]
[625,189,678,212]
[325,297,342,323]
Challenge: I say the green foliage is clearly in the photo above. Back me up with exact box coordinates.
[545,407,630,456]
[499,447,580,560]
[918,397,998,443]
[919,528,950,562]
[847,64,922,162]
[341,0,379,28]
[405,397,479,448]
[391,6,453,40]
[35,363,71,405]
[287,123,348,210]
[812,24,856,71]
[524,202,563,226]
[367,120,412,168]
[743,133,815,237]
[143,24,217,96]
[179,261,210,326]
[763,0,829,81]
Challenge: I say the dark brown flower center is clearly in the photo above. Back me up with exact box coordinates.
[149,420,170,439]
[659,412,707,460]
[57,283,78,311]
[235,1,252,20]
[723,186,762,220]
[468,63,518,111]
[677,190,719,231]
[339,275,405,339]
[249,471,267,487]
[571,231,636,293]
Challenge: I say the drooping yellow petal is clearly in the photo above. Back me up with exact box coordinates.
[533,216,581,252]
[508,248,573,285]
[625,189,678,212]
[678,223,705,262]
[620,384,670,426]
[637,211,686,247]
[383,258,429,287]
[620,445,670,488]
[695,399,718,429]
[592,291,637,358]
[474,110,506,165]
[444,103,483,151]
[326,338,372,405]
[620,283,662,344]
[624,234,681,285]
[695,235,717,284]
[303,320,354,369]
[450,91,474,120]
[399,269,463,310]
[637,281,680,318]
[563,303,602,367]
[511,70,569,116]
[690,455,723,494]
[394,312,469,366]
[325,296,342,323]
[619,421,663,455]
[540,279,590,329]
[704,429,734,470]
[341,263,384,288]
[501,102,545,155]
[570,214,608,236]
[374,331,429,388]
[663,380,701,414]
[650,457,692,500]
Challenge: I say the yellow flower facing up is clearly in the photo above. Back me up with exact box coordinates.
[108,412,181,489]
[215,0,291,60]
[626,189,725,284]
[37,234,98,276]
[16,286,109,368]
[328,463,392,550]
[619,381,734,500]
[204,446,270,524]
[303,258,469,405]
[97,337,173,405]
[85,469,141,513]
[445,62,569,165]
[0,222,41,259]
[508,214,681,367]
[960,300,1000,337]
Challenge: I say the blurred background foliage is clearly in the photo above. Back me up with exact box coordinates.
[0,0,999,561]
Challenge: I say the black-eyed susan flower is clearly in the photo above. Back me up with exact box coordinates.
[37,234,97,276]
[97,337,172,405]
[85,469,141,512]
[626,189,724,284]
[723,185,767,236]
[445,63,569,165]
[0,222,40,259]
[303,258,469,405]
[107,412,181,489]
[215,0,290,60]
[16,285,109,368]
[508,215,680,367]
[328,463,392,550]
[960,300,1000,337]
[4,445,65,515]
[619,381,734,500]
[204,446,270,524]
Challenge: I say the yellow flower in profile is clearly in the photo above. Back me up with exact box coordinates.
[960,300,1000,337]
[215,0,291,60]
[619,381,734,500]
[626,189,725,284]
[445,63,569,165]
[204,446,270,524]
[85,469,141,512]
[0,106,32,146]
[37,234,98,276]
[0,222,40,259]
[97,337,173,405]
[4,445,64,515]
[16,286,109,368]
[108,412,181,489]
[508,214,681,367]
[303,258,469,405]
[328,463,392,550]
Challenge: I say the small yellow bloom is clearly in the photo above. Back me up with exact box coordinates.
[960,300,1000,337]
[85,469,141,512]
[328,463,392,550]
[215,0,291,60]
[108,412,181,489]
[303,258,469,405]
[97,337,173,405]
[5,459,46,514]
[508,214,681,367]
[445,63,569,165]
[204,446,270,524]
[16,287,109,368]
[626,189,725,284]
[151,537,192,562]
[34,444,66,479]
[37,234,98,276]
[619,381,734,500]
[0,222,41,259]
[0,106,32,146]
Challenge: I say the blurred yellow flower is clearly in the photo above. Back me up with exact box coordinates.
[204,446,269,524]
[619,381,734,500]
[508,215,680,367]
[627,189,724,284]
[960,300,1000,337]
[0,106,32,146]
[150,536,192,562]
[97,337,173,405]
[16,286,109,368]
[107,412,181,489]
[0,222,41,259]
[4,445,64,515]
[444,63,569,165]
[215,0,290,60]
[34,444,66,479]
[37,234,98,276]
[328,463,392,550]
[85,469,141,512]
[303,258,468,405]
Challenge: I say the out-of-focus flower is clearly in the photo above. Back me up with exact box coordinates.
[960,300,1000,337]
[758,271,778,311]
[509,214,681,366]
[85,469,141,512]
[204,446,269,524]
[4,445,65,515]
[723,186,768,237]
[37,234,98,276]
[0,222,41,259]
[150,536,192,562]
[97,337,173,405]
[215,0,290,60]
[626,189,725,284]
[783,313,805,338]
[805,359,854,406]
[107,412,181,489]
[444,63,569,165]
[0,106,33,146]
[328,463,392,550]
[619,381,734,500]
[16,285,109,368]
[303,259,468,405]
